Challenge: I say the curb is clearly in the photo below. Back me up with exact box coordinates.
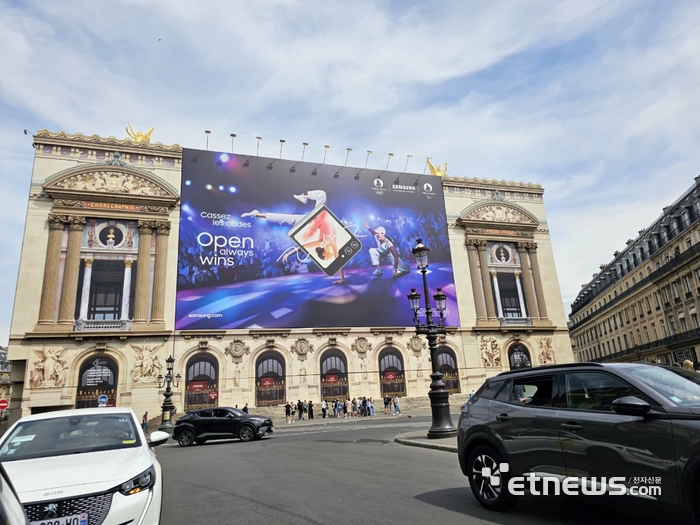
[394,431,458,453]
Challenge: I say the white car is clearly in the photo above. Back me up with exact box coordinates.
[0,407,169,525]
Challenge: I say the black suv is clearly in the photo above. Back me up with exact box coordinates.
[173,406,273,447]
[458,362,700,523]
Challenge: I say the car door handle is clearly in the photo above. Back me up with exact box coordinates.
[560,422,583,431]
[495,414,511,422]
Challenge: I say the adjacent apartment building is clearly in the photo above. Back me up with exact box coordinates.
[570,176,700,365]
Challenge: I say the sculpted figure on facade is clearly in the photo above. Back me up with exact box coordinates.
[538,337,556,365]
[299,364,307,384]
[130,344,164,383]
[360,360,368,380]
[233,364,241,387]
[30,348,69,388]
[479,336,502,367]
[53,171,168,197]
[463,204,535,225]
[415,353,425,378]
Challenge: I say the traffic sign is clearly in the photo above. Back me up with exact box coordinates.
[97,395,109,406]
[0,399,8,410]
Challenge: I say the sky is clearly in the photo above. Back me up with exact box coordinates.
[1,1,700,345]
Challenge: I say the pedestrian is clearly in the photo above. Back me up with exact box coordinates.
[321,399,327,418]
[309,400,314,419]
[393,395,402,415]
[142,411,148,433]
[291,402,296,423]
[368,397,376,416]
[297,400,303,421]
[243,403,249,414]
[384,396,391,415]
[285,401,292,424]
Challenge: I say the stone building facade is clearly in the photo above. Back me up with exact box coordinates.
[7,129,572,421]
[570,176,700,365]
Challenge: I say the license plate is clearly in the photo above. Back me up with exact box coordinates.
[30,513,88,525]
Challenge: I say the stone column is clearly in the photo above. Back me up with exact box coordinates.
[466,241,487,321]
[37,215,67,325]
[57,216,87,327]
[528,243,549,320]
[121,259,133,319]
[517,242,539,320]
[132,221,153,326]
[78,258,94,320]
[514,271,528,317]
[476,241,497,320]
[150,221,171,325]
[491,271,503,318]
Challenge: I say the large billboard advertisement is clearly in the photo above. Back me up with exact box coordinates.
[176,148,459,329]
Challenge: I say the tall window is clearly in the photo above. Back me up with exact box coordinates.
[496,273,523,317]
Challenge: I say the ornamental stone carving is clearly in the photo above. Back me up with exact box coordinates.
[479,336,502,367]
[462,204,536,225]
[351,336,372,358]
[537,337,556,365]
[408,335,426,355]
[130,344,165,383]
[52,171,170,197]
[30,348,69,388]
[291,338,314,361]
[225,339,250,364]
[54,200,85,208]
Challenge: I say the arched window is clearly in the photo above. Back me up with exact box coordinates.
[76,355,119,408]
[378,348,406,398]
[436,347,460,394]
[320,350,349,401]
[508,344,532,370]
[255,351,286,407]
[185,354,219,412]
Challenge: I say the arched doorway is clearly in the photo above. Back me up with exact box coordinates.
[185,354,219,412]
[320,350,349,402]
[378,348,406,398]
[508,344,532,370]
[436,347,461,394]
[76,355,118,408]
[255,351,285,407]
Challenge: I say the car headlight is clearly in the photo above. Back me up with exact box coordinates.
[118,465,156,496]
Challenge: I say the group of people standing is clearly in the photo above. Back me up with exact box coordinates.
[284,396,402,422]
[285,400,314,423]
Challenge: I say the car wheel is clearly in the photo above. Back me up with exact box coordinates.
[177,429,195,447]
[239,425,255,442]
[467,445,518,511]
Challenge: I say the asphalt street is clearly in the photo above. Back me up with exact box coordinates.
[156,414,683,525]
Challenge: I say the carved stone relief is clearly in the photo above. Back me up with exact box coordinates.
[351,336,372,358]
[225,339,250,364]
[30,348,69,388]
[291,338,314,361]
[130,344,164,383]
[52,171,170,196]
[462,205,537,225]
[408,335,425,355]
[538,337,556,365]
[479,336,502,367]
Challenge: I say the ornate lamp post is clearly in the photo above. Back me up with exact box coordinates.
[407,238,458,439]
[157,355,181,434]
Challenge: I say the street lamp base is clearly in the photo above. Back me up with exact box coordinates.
[427,384,457,439]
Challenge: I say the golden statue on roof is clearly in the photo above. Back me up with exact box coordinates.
[427,157,448,177]
[126,124,155,144]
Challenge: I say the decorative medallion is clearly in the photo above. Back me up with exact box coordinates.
[408,335,425,355]
[225,339,250,364]
[291,338,314,361]
[351,336,372,358]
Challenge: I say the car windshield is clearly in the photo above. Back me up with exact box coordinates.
[0,413,141,462]
[630,366,700,406]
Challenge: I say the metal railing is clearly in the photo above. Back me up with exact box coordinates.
[73,319,132,331]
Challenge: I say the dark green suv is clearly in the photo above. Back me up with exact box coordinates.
[457,362,700,523]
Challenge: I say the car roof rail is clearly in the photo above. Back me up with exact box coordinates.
[495,362,605,377]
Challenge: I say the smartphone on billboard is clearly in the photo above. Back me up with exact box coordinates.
[287,205,362,276]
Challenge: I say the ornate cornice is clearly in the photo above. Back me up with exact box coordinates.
[443,174,543,193]
[33,129,182,153]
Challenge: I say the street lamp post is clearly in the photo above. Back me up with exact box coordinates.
[157,355,181,435]
[407,238,458,439]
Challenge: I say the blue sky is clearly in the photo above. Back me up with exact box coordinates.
[1,1,700,343]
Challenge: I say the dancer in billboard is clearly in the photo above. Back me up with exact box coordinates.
[362,221,410,277]
[241,190,327,225]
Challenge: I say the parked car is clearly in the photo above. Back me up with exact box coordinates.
[0,407,169,525]
[173,406,273,447]
[0,462,29,524]
[457,362,700,523]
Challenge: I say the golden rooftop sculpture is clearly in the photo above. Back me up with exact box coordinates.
[126,124,155,144]
[427,157,447,177]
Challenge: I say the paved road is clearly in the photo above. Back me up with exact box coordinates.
[157,415,683,525]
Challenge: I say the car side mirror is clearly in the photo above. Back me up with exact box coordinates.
[612,396,651,417]
[148,430,170,447]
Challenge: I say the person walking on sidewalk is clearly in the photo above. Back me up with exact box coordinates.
[242,403,249,414]
[285,401,292,424]
[308,400,314,419]
[321,399,327,419]
[142,412,149,433]
[393,395,402,415]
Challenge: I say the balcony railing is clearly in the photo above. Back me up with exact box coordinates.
[499,317,533,326]
[591,328,700,362]
[73,319,132,331]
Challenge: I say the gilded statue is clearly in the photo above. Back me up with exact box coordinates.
[427,158,448,177]
[125,124,155,144]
